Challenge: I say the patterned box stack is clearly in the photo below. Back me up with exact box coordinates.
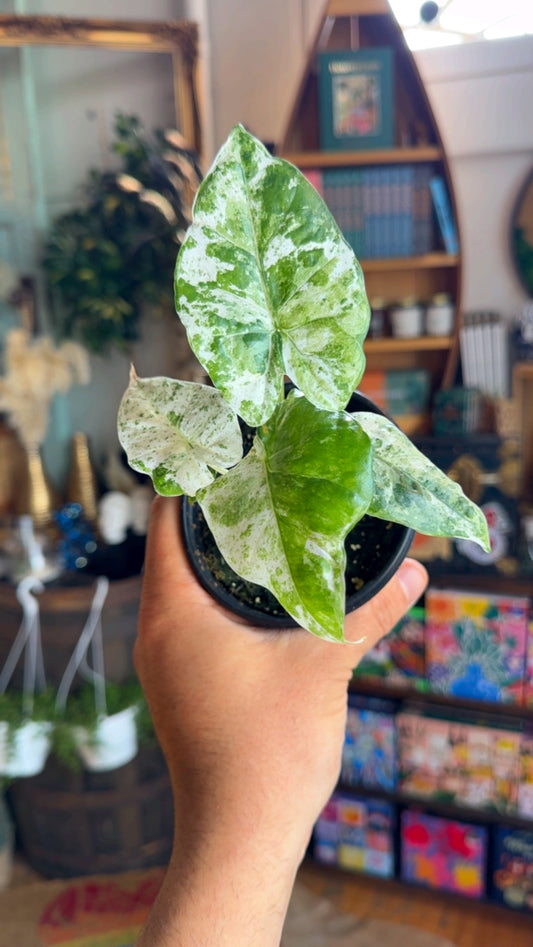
[425,588,529,704]
[314,793,396,879]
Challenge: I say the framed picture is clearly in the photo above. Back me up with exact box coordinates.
[318,48,394,152]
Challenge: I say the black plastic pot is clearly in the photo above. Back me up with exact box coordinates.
[180,391,414,629]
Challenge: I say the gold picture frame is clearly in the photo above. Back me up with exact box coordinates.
[0,13,201,154]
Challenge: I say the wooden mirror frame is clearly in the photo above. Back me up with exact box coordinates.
[0,13,202,155]
[510,165,533,299]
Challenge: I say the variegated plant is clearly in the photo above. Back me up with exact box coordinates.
[118,125,489,642]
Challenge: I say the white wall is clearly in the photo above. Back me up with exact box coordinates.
[188,0,325,159]
[415,36,533,318]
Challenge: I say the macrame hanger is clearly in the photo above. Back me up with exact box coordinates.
[78,608,107,716]
[0,576,45,717]
[55,576,110,716]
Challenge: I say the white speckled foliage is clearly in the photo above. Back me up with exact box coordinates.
[355,412,489,547]
[175,124,369,426]
[198,392,372,639]
[118,370,242,496]
[117,125,491,641]
[198,391,373,641]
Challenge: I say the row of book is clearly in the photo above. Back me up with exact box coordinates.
[304,165,457,259]
[459,311,511,399]
[354,587,533,706]
[340,696,533,820]
[314,793,533,911]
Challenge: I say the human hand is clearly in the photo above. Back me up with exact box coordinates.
[135,496,427,947]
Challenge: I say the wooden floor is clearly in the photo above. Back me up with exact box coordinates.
[297,860,533,947]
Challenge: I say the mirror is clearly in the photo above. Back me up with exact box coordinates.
[0,13,200,331]
[511,165,533,299]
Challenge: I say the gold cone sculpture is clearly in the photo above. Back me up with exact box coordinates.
[18,444,59,529]
[66,432,99,523]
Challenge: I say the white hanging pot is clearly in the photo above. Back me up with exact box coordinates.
[74,706,138,772]
[0,719,51,778]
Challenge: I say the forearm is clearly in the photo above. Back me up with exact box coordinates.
[136,823,304,947]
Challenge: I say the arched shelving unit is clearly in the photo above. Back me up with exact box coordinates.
[279,0,462,399]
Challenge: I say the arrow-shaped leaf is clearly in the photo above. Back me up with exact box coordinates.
[175,125,369,426]
[117,369,243,497]
[197,391,373,641]
[354,411,490,550]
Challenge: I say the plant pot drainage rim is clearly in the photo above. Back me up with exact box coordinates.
[180,390,415,629]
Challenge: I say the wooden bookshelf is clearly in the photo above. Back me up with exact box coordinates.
[362,252,458,272]
[364,335,452,355]
[279,0,463,392]
[283,146,443,167]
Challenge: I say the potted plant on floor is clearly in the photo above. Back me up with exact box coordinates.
[118,125,489,642]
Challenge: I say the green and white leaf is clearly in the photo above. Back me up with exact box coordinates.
[354,411,490,550]
[175,124,369,426]
[117,370,243,497]
[197,391,373,641]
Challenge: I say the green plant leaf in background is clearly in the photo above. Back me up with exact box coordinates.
[118,369,243,496]
[175,125,369,426]
[197,391,373,641]
[354,412,490,550]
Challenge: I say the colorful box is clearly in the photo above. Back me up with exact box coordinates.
[353,606,426,689]
[425,587,529,704]
[397,710,521,814]
[490,825,533,912]
[525,621,533,707]
[401,810,488,899]
[314,792,395,878]
[357,370,430,436]
[518,727,533,819]
[341,696,397,791]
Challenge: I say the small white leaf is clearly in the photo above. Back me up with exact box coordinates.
[117,371,242,497]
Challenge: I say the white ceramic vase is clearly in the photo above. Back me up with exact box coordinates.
[0,719,51,778]
[74,706,138,772]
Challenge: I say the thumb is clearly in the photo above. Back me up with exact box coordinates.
[344,557,428,650]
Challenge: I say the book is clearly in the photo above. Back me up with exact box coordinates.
[425,587,529,705]
[396,709,522,813]
[341,695,397,791]
[401,810,488,899]
[318,48,394,152]
[430,175,459,254]
[314,792,396,878]
[490,825,533,912]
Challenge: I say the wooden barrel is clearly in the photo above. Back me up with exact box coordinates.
[0,574,142,687]
[8,744,173,878]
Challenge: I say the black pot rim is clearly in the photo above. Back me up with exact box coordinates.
[180,390,415,630]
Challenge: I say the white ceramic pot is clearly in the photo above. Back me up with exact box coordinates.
[426,294,455,336]
[389,301,424,339]
[0,719,51,778]
[74,706,138,772]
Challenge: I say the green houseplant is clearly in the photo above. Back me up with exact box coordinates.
[118,125,489,643]
[43,113,201,354]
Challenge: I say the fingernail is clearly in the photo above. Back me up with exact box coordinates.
[397,559,428,607]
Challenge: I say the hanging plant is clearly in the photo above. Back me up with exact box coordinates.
[42,113,201,354]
